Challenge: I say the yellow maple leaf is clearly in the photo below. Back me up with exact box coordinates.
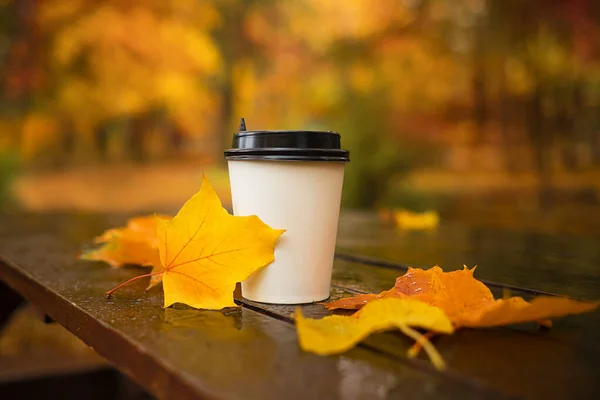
[295,298,454,370]
[106,176,285,310]
[326,266,599,328]
[394,209,439,230]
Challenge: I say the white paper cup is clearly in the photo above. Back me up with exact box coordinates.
[225,126,349,304]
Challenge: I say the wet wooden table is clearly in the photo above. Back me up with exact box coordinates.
[0,212,599,400]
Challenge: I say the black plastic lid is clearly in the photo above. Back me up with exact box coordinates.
[224,118,349,162]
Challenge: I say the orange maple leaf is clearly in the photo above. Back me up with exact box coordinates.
[81,216,166,269]
[327,266,599,328]
[106,176,285,310]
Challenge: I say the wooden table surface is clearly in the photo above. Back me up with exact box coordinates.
[0,211,599,400]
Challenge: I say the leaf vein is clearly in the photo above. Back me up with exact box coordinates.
[167,205,210,267]
[168,246,256,270]
[169,270,219,297]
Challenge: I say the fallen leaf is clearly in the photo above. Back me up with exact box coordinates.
[93,228,122,244]
[295,298,454,369]
[326,266,494,316]
[82,215,172,291]
[456,295,599,328]
[92,215,172,244]
[127,215,171,235]
[106,176,285,310]
[394,209,439,230]
[81,224,161,269]
[326,266,599,328]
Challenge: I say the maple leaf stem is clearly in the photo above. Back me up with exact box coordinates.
[399,326,446,370]
[407,331,436,358]
[106,271,164,298]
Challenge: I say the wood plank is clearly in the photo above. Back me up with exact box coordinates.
[0,305,108,384]
[240,256,600,400]
[326,259,600,400]
[336,212,600,299]
[0,213,509,400]
[0,279,24,329]
[0,354,107,384]
[2,212,599,399]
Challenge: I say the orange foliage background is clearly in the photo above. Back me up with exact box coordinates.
[1,0,600,221]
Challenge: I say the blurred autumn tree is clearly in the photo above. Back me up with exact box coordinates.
[459,0,600,205]
[41,0,222,163]
[1,0,222,165]
[239,0,469,208]
[0,150,18,208]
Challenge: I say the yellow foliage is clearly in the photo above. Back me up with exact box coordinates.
[41,1,221,136]
[37,0,85,28]
[348,63,375,94]
[281,0,414,52]
[504,58,534,95]
[20,114,60,161]
[243,1,465,127]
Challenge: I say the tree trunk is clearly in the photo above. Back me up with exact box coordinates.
[527,84,552,208]
[214,5,244,164]
[129,114,149,163]
[213,1,261,164]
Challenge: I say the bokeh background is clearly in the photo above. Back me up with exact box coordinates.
[2,0,600,234]
[1,2,600,396]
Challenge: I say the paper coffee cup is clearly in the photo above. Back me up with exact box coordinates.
[224,121,350,304]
